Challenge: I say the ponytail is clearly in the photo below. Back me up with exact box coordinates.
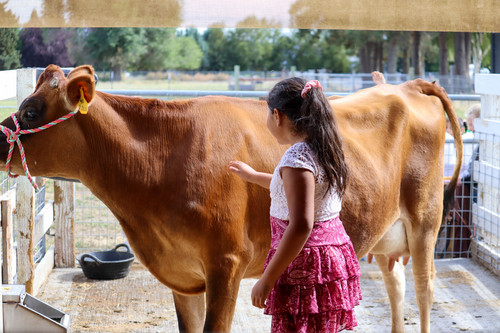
[267,77,348,196]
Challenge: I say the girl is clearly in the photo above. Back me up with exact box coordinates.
[229,78,361,332]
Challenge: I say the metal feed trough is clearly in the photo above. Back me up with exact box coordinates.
[2,285,70,332]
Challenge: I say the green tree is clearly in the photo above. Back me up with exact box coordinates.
[267,31,294,70]
[289,30,323,71]
[133,28,176,71]
[133,28,203,71]
[83,28,148,80]
[318,30,351,73]
[202,28,228,71]
[226,27,276,71]
[0,28,21,70]
[67,28,93,65]
[233,17,280,71]
[291,30,352,73]
[353,31,385,73]
[183,28,204,47]
[165,36,203,70]
[454,32,471,92]
[471,33,491,74]
[385,31,409,74]
[438,32,451,90]
[422,32,439,73]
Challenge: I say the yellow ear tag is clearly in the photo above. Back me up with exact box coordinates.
[78,88,89,114]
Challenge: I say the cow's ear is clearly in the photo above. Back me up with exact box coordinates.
[65,66,96,111]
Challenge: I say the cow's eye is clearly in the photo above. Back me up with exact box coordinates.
[23,107,39,122]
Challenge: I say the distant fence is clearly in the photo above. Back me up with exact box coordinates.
[101,69,477,94]
[74,183,126,254]
[98,89,480,102]
[438,139,479,259]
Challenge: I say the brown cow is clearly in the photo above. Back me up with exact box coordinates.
[0,65,462,333]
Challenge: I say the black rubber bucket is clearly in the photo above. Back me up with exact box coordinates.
[77,243,135,280]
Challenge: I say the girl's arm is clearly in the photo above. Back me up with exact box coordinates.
[228,161,272,189]
[251,166,315,308]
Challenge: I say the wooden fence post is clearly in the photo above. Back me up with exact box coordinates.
[16,177,35,294]
[15,68,37,294]
[54,180,75,267]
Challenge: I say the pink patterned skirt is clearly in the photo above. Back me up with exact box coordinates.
[264,216,362,333]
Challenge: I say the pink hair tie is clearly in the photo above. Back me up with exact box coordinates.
[301,80,322,98]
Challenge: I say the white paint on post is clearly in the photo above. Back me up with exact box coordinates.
[16,68,36,106]
[471,74,500,275]
[0,70,16,101]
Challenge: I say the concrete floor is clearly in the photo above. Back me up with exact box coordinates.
[36,258,499,332]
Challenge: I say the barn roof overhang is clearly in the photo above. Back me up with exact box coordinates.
[1,0,499,32]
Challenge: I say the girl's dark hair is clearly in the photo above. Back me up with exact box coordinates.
[267,77,348,196]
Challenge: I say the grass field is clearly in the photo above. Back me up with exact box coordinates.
[0,98,16,120]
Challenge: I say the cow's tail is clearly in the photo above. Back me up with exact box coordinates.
[416,79,464,222]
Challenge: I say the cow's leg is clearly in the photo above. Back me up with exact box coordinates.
[408,230,437,333]
[203,254,247,332]
[374,254,406,333]
[172,292,205,333]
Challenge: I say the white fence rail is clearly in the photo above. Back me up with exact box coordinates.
[471,74,500,275]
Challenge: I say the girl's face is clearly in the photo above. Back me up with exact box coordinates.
[266,107,279,139]
[266,107,301,145]
[266,107,286,145]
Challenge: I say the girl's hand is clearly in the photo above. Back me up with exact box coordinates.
[228,161,273,189]
[228,161,256,182]
[251,277,274,309]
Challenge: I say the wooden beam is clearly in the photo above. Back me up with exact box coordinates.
[54,181,75,268]
[1,0,499,32]
[33,202,54,244]
[33,246,55,297]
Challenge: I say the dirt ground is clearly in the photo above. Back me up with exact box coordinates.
[36,258,499,333]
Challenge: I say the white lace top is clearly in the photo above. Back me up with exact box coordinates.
[269,142,342,221]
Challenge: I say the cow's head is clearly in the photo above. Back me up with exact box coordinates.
[0,65,96,177]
